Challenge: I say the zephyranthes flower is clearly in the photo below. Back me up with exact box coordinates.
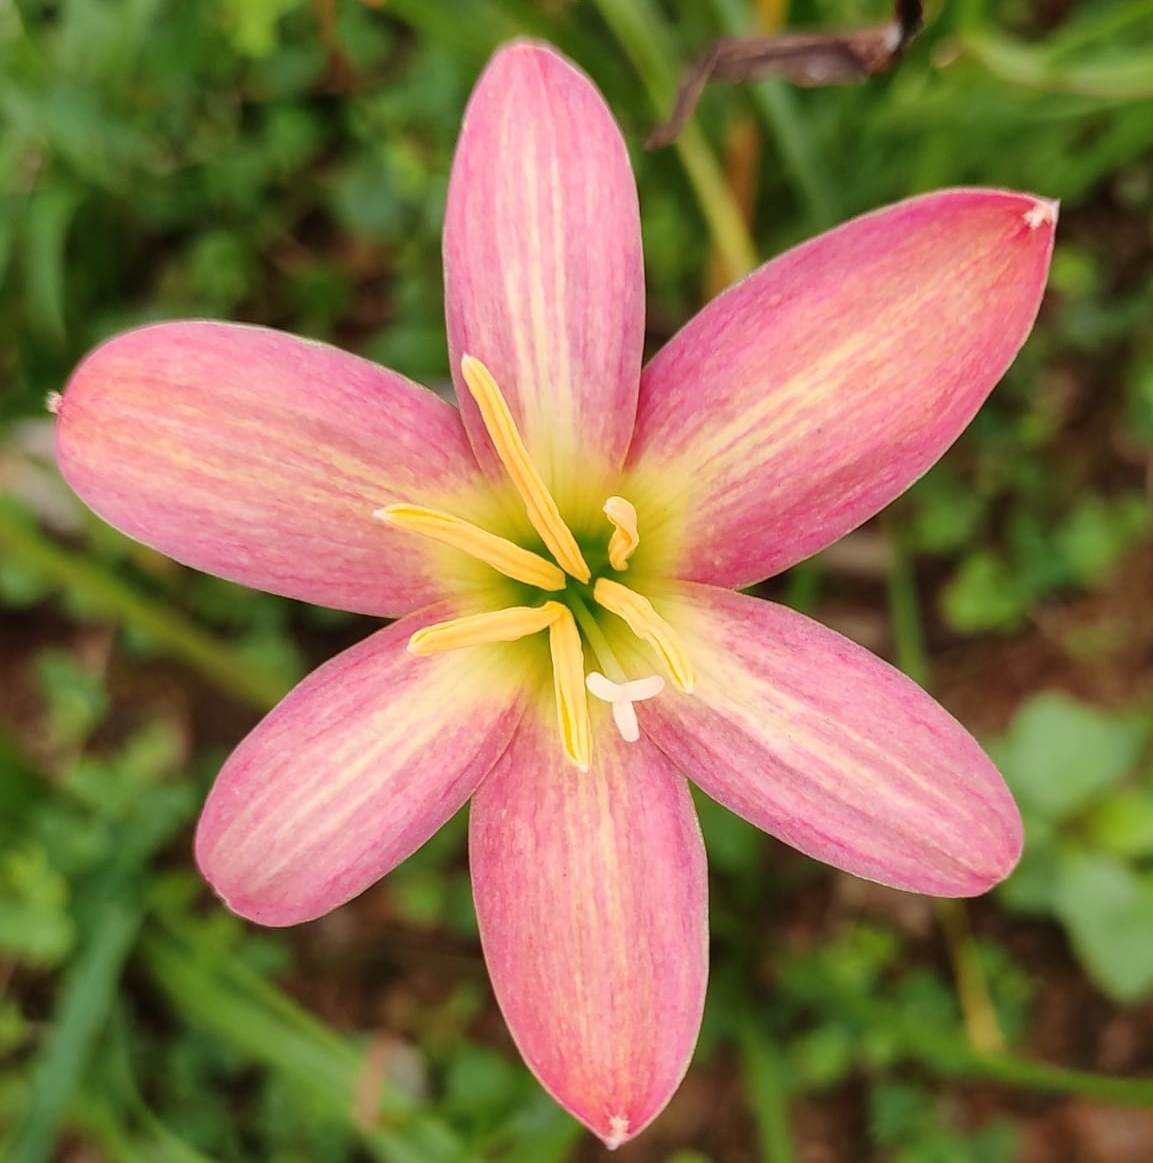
[54,40,1054,1148]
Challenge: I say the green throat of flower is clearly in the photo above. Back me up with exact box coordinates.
[374,355,694,770]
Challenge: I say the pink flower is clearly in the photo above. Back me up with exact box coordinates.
[54,40,1054,1149]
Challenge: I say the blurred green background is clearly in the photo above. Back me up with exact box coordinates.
[2,0,1153,1159]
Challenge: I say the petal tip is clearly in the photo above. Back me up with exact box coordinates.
[600,1114,633,1151]
[486,36,577,72]
[979,804,1026,892]
[939,794,1025,899]
[1023,196,1059,231]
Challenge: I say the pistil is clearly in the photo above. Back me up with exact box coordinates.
[586,672,664,743]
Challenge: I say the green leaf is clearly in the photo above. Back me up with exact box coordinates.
[1058,493,1150,585]
[997,843,1062,916]
[1084,788,1153,859]
[990,693,1150,822]
[1053,850,1153,1003]
[940,552,1029,634]
[21,186,82,343]
[217,0,306,58]
[0,844,75,966]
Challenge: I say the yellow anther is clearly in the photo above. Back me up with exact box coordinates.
[375,504,565,591]
[407,605,557,655]
[592,579,695,693]
[603,496,639,571]
[460,355,591,583]
[543,602,592,771]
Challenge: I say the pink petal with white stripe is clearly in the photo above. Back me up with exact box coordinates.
[626,189,1056,588]
[470,703,707,1148]
[196,603,527,926]
[444,41,644,525]
[628,584,1021,895]
[56,321,499,617]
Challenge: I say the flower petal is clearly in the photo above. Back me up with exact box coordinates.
[625,584,1022,896]
[56,321,499,617]
[627,189,1057,587]
[195,603,527,926]
[470,702,707,1148]
[444,41,644,525]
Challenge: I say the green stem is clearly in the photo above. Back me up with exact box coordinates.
[884,519,931,689]
[953,1052,1153,1105]
[706,0,838,229]
[739,1026,798,1163]
[590,0,759,281]
[935,898,1006,1054]
[0,504,290,711]
[792,970,1153,1105]
[885,516,1005,1054]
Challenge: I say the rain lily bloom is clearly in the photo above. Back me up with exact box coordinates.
[54,40,1054,1149]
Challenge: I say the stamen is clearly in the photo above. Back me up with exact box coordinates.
[592,579,695,693]
[375,504,565,591]
[408,605,558,655]
[460,356,591,583]
[545,602,592,771]
[586,671,664,743]
[603,496,639,571]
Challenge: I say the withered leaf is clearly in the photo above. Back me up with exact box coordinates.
[648,0,923,149]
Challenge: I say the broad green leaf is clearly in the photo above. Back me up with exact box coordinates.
[1058,493,1150,585]
[1054,850,1153,1002]
[990,693,1150,822]
[940,552,1029,634]
[998,843,1062,916]
[21,186,82,343]
[1084,789,1153,859]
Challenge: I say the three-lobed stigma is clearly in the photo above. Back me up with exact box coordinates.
[380,355,693,768]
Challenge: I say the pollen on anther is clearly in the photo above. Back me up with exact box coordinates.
[46,391,63,415]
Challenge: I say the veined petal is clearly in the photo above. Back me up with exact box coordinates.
[471,702,707,1148]
[195,603,530,926]
[444,41,644,526]
[56,322,500,617]
[627,189,1056,587]
[625,584,1021,896]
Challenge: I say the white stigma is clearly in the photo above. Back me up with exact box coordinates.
[585,672,665,743]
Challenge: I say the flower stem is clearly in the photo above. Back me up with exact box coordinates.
[590,0,759,282]
[0,503,291,712]
[885,516,1005,1054]
[705,0,839,230]
[739,1025,798,1163]
[787,963,1153,1105]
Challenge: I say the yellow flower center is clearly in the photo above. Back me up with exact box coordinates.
[377,355,694,769]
